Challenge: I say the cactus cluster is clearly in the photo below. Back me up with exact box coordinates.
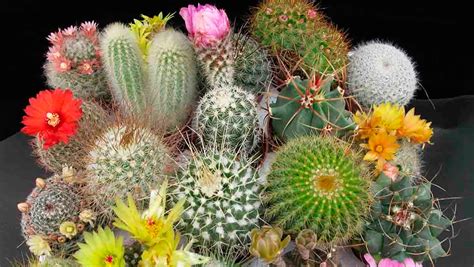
[194,86,259,153]
[347,41,418,107]
[362,174,452,263]
[264,135,372,246]
[84,123,169,224]
[172,149,263,256]
[270,77,355,141]
[44,22,110,100]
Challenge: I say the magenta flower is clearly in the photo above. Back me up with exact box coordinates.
[364,254,422,267]
[179,4,230,48]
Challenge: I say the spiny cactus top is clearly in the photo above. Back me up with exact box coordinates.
[264,135,372,246]
[347,41,418,107]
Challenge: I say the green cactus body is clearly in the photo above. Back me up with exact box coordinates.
[233,34,273,94]
[40,258,80,267]
[85,123,168,224]
[264,135,372,246]
[147,29,198,130]
[194,86,259,153]
[362,174,452,263]
[101,23,147,111]
[391,140,423,180]
[197,35,235,89]
[270,77,354,141]
[32,101,109,173]
[172,149,262,256]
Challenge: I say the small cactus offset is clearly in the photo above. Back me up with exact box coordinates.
[171,148,263,257]
[194,86,259,153]
[84,123,169,224]
[44,22,110,101]
[264,135,372,246]
[101,23,147,111]
[362,173,452,263]
[391,140,423,180]
[347,41,418,107]
[270,76,355,141]
[32,100,109,173]
[147,29,199,130]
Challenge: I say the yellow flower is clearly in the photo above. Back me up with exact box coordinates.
[397,108,433,144]
[372,103,405,132]
[130,13,174,57]
[26,235,51,256]
[79,209,96,226]
[74,227,125,267]
[354,111,380,139]
[59,221,78,239]
[363,131,400,166]
[249,226,291,264]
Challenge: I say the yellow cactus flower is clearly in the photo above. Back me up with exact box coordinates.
[26,235,51,256]
[59,221,78,239]
[354,110,380,139]
[397,108,433,144]
[372,103,405,132]
[130,12,174,57]
[249,226,291,264]
[79,209,96,226]
[74,227,125,267]
[362,131,400,170]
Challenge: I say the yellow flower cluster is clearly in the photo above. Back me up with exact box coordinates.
[130,13,174,57]
[354,103,433,170]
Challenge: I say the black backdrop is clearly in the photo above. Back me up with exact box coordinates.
[1,0,472,140]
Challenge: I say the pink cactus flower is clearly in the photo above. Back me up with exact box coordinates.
[364,254,422,267]
[307,9,317,19]
[383,162,399,181]
[62,26,78,37]
[47,30,63,46]
[80,21,97,35]
[77,60,95,75]
[179,4,230,48]
[279,14,289,22]
[53,57,72,73]
[46,46,62,61]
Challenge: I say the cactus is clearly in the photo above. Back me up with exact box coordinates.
[84,123,168,224]
[270,76,355,141]
[391,140,423,180]
[264,135,372,246]
[347,41,418,107]
[194,86,259,153]
[147,29,199,129]
[233,33,273,94]
[361,173,452,263]
[197,35,235,89]
[101,23,147,111]
[171,148,263,257]
[32,101,109,173]
[44,22,110,100]
[39,258,80,267]
[20,173,90,255]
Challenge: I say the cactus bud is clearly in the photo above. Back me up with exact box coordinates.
[35,178,46,189]
[249,226,290,264]
[17,202,29,213]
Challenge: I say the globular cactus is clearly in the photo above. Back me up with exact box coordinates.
[171,148,263,257]
[197,35,235,89]
[85,123,169,224]
[32,100,109,173]
[362,174,452,263]
[233,34,273,94]
[19,172,91,255]
[347,41,418,107]
[147,29,199,130]
[391,140,423,180]
[39,258,80,267]
[270,76,355,141]
[101,23,147,112]
[44,22,110,100]
[194,86,259,154]
[264,135,372,246]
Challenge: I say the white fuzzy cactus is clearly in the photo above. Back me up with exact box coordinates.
[391,140,423,180]
[347,41,418,107]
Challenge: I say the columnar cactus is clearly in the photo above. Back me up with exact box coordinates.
[347,41,418,107]
[171,149,263,257]
[270,77,355,141]
[264,135,372,246]
[101,23,147,111]
[147,29,199,129]
[45,22,110,100]
[194,86,259,153]
[32,101,109,173]
[391,140,423,180]
[197,36,235,89]
[85,123,169,224]
[362,174,452,263]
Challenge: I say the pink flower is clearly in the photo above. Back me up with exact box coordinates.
[179,4,230,48]
[53,57,72,73]
[80,21,97,36]
[77,60,94,75]
[363,254,422,267]
[47,30,63,46]
[383,162,399,181]
[62,26,77,37]
[402,258,423,267]
[307,9,317,19]
[46,46,62,61]
[279,14,289,22]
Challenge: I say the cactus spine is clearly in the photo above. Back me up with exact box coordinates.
[197,35,235,89]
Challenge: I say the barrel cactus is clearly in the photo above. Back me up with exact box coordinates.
[347,41,418,107]
[44,21,110,101]
[171,148,263,257]
[194,86,259,154]
[84,123,169,224]
[362,173,452,263]
[264,135,372,246]
[270,76,355,141]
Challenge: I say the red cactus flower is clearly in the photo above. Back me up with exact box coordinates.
[21,89,83,149]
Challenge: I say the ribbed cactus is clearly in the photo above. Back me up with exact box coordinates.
[101,23,147,111]
[362,174,452,263]
[264,135,372,246]
[391,140,423,180]
[147,29,199,129]
[44,22,110,100]
[172,149,263,257]
[194,86,259,153]
[197,35,235,89]
[270,77,355,141]
[32,101,109,173]
[233,34,273,94]
[85,123,168,224]
[347,41,418,107]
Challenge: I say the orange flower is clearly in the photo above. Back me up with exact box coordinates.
[354,111,380,139]
[397,108,433,144]
[354,103,404,139]
[362,131,400,164]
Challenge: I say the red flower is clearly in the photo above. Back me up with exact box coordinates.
[21,89,83,149]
